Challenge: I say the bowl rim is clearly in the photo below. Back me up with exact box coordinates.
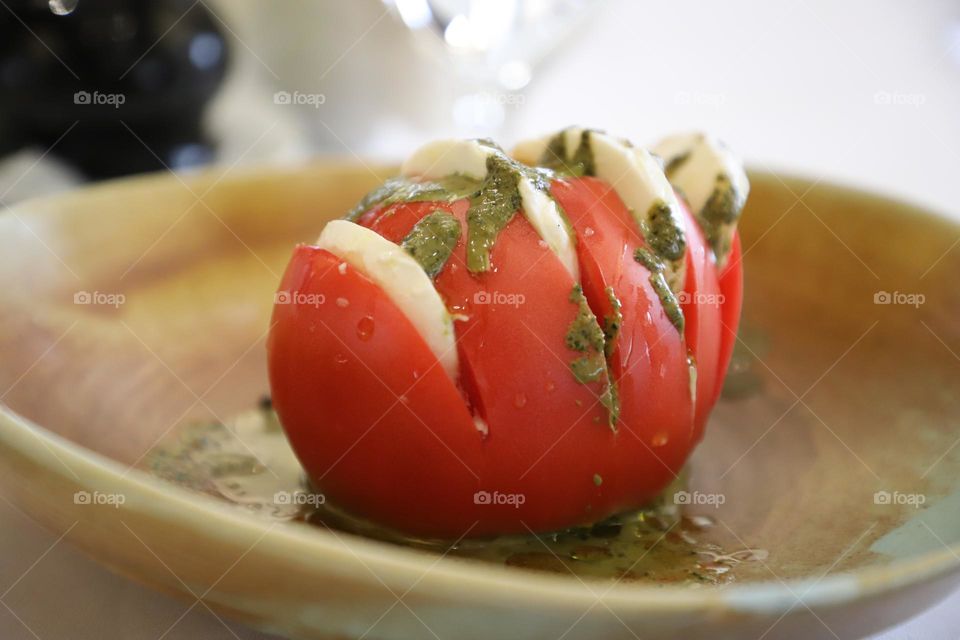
[1,163,959,616]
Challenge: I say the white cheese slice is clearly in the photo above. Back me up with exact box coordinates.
[317,220,458,381]
[402,139,579,281]
[653,132,749,267]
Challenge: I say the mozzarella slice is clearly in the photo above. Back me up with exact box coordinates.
[401,139,490,180]
[317,220,458,381]
[512,135,550,166]
[653,132,749,267]
[402,139,579,281]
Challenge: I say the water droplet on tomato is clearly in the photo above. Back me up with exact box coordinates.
[334,353,348,365]
[545,380,556,393]
[356,315,375,341]
[513,393,527,408]
[652,432,669,447]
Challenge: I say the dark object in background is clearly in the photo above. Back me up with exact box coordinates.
[0,0,229,179]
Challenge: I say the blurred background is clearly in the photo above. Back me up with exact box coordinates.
[1,0,959,638]
[1,0,959,213]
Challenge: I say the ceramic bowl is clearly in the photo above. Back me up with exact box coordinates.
[1,163,958,639]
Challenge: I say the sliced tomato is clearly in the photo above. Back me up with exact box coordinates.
[714,233,744,405]
[678,204,723,441]
[268,246,485,536]
[270,177,742,538]
[550,177,695,480]
[359,199,623,534]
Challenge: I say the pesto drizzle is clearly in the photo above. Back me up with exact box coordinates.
[540,129,595,177]
[699,173,745,266]
[465,154,523,272]
[633,247,685,333]
[566,284,620,430]
[345,175,480,222]
[602,286,622,358]
[400,210,462,278]
[663,150,691,178]
[348,141,565,275]
[644,199,686,263]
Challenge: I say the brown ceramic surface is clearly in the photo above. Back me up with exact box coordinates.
[0,163,958,639]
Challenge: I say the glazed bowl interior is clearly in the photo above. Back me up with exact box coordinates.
[1,162,959,640]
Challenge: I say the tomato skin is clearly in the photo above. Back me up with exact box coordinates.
[359,200,627,533]
[714,233,744,405]
[268,178,743,538]
[549,177,696,479]
[679,207,723,440]
[268,246,485,536]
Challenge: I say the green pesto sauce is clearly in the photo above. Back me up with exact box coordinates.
[539,129,595,177]
[400,210,461,278]
[571,353,607,383]
[346,139,573,275]
[151,411,768,586]
[663,150,691,178]
[643,199,686,262]
[602,286,622,358]
[465,154,523,272]
[540,131,570,173]
[566,284,606,353]
[700,173,745,264]
[566,284,620,430]
[634,247,685,333]
[345,174,480,222]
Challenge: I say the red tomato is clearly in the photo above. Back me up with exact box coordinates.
[268,177,742,538]
[714,234,744,405]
